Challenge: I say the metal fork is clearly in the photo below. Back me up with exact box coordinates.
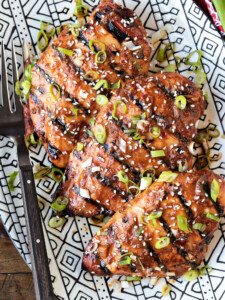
[0,41,55,300]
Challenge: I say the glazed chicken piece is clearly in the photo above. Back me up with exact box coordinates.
[28,0,151,168]
[55,73,205,216]
[83,170,225,277]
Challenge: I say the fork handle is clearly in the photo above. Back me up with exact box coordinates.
[19,165,55,300]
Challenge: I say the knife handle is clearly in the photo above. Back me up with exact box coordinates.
[19,165,55,300]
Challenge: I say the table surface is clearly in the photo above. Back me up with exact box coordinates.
[0,1,213,299]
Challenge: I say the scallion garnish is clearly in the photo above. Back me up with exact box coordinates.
[142,168,155,179]
[184,269,199,281]
[151,150,165,158]
[207,127,220,138]
[118,256,131,266]
[8,171,19,192]
[163,64,176,72]
[178,160,188,172]
[206,212,220,222]
[90,117,95,126]
[94,124,107,144]
[192,222,206,232]
[157,43,175,62]
[155,236,170,249]
[64,108,78,119]
[71,25,80,37]
[95,50,107,63]
[84,70,99,81]
[158,171,178,182]
[149,126,161,138]
[50,196,69,212]
[57,22,72,35]
[49,83,61,101]
[21,80,31,98]
[93,80,109,90]
[112,101,127,120]
[34,166,51,179]
[51,167,64,183]
[133,61,141,71]
[89,40,106,54]
[49,216,66,228]
[111,80,121,89]
[74,4,88,17]
[199,265,212,276]
[211,179,219,202]
[57,47,74,56]
[37,29,49,51]
[77,142,84,151]
[136,226,143,237]
[96,95,108,106]
[86,128,93,137]
[15,80,20,95]
[117,171,129,183]
[196,72,206,87]
[126,276,142,281]
[96,229,108,236]
[196,155,210,170]
[175,95,187,110]
[40,21,55,37]
[184,50,202,73]
[140,177,152,191]
[177,216,192,233]
[175,56,182,67]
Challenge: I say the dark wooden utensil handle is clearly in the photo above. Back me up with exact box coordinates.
[19,165,55,300]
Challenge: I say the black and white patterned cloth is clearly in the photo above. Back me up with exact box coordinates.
[0,0,225,299]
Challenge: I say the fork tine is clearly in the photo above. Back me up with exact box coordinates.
[11,40,19,112]
[1,43,12,112]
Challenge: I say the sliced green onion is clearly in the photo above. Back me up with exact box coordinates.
[49,83,61,101]
[151,150,165,158]
[57,23,72,35]
[175,95,187,110]
[34,166,51,179]
[142,168,155,178]
[71,25,79,37]
[40,21,50,30]
[64,108,79,119]
[199,265,212,276]
[111,80,121,89]
[40,22,56,37]
[184,269,199,281]
[177,216,192,233]
[46,27,56,38]
[96,229,108,236]
[77,142,84,151]
[93,80,109,90]
[149,126,161,138]
[178,160,188,172]
[158,171,178,182]
[49,216,65,228]
[26,132,39,147]
[175,56,182,67]
[89,40,106,54]
[155,237,170,249]
[163,64,176,72]
[157,43,175,62]
[86,128,93,137]
[131,116,141,125]
[8,171,19,192]
[184,50,202,66]
[57,47,73,56]
[94,124,107,144]
[136,226,143,237]
[124,129,137,135]
[117,171,129,183]
[50,196,69,211]
[21,80,31,98]
[196,72,206,87]
[90,117,95,126]
[96,95,108,105]
[15,80,20,95]
[118,256,131,266]
[192,222,206,232]
[140,216,157,227]
[51,167,64,183]
[74,5,88,17]
[140,177,152,191]
[196,155,210,170]
[211,179,219,202]
[206,212,220,222]
[25,64,33,82]
[137,257,145,271]
[95,50,107,63]
[84,70,99,81]
[126,276,142,281]
[133,61,141,71]
[112,101,127,120]
[147,211,162,220]
[37,29,49,51]
[207,127,220,138]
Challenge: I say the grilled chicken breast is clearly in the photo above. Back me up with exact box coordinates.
[55,73,205,216]
[28,0,151,168]
[83,170,225,277]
